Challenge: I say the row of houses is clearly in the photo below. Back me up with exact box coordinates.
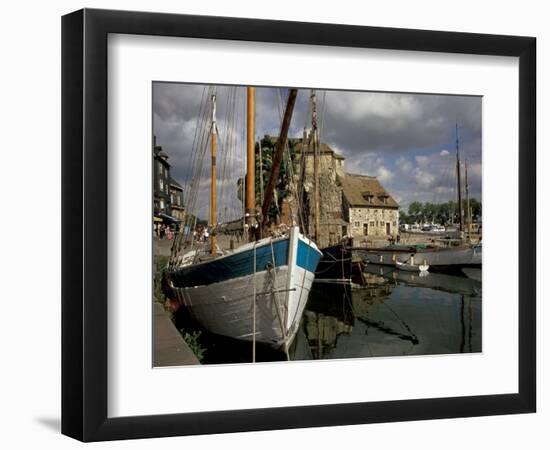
[153,136,185,222]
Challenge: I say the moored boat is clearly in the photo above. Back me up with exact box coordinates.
[315,241,353,283]
[168,226,321,349]
[357,242,481,271]
[165,87,321,352]
[300,90,354,284]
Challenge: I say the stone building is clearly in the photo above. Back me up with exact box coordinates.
[341,173,399,240]
[261,134,399,247]
[294,141,348,248]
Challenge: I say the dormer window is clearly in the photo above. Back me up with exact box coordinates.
[361,192,374,203]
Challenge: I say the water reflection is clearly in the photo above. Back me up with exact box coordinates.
[173,264,482,364]
[290,264,481,360]
[301,283,355,359]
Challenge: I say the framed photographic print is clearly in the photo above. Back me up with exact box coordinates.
[62,8,536,441]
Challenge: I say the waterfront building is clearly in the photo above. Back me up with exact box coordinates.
[261,134,399,245]
[294,140,348,248]
[342,173,400,240]
[153,136,184,220]
[169,178,185,221]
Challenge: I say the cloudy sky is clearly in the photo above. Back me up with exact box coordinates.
[153,82,481,221]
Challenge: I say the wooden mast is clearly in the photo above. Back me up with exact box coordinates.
[465,158,471,239]
[210,93,217,255]
[455,122,463,232]
[261,88,298,231]
[246,87,256,240]
[311,90,321,244]
[259,136,264,207]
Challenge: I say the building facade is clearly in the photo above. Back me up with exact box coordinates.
[294,141,348,249]
[342,173,399,241]
[261,134,399,247]
[169,178,185,221]
[153,136,184,220]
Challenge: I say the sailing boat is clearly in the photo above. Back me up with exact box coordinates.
[301,90,353,283]
[164,87,322,351]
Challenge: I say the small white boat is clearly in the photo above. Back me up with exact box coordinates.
[395,260,429,272]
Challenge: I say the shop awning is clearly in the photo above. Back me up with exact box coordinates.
[156,213,181,224]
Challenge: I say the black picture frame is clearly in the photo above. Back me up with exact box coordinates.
[62,8,536,442]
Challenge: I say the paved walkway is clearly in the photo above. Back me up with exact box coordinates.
[153,303,200,366]
[153,237,173,256]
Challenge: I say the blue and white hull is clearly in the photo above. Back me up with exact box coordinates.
[167,227,322,349]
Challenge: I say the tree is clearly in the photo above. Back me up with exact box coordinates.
[236,136,298,225]
[404,199,481,225]
[408,201,423,223]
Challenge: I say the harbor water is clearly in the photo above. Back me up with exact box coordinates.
[171,263,482,364]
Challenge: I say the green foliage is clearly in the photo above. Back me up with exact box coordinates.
[237,136,298,224]
[180,330,206,362]
[153,255,170,302]
[401,199,482,224]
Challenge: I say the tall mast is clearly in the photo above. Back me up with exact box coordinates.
[210,94,217,255]
[246,87,256,240]
[261,88,298,231]
[455,122,463,232]
[311,90,321,244]
[465,158,471,239]
[258,136,264,207]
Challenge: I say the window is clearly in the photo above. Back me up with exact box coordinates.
[363,223,368,236]
[370,221,375,227]
[159,179,164,191]
[361,192,374,203]
[354,221,360,227]
[159,199,164,210]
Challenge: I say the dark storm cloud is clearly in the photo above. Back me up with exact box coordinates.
[153,83,482,218]
[322,91,481,154]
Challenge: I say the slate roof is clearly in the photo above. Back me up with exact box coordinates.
[341,173,399,208]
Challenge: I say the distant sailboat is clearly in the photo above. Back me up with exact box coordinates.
[358,123,482,272]
[303,90,353,283]
[165,88,321,352]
